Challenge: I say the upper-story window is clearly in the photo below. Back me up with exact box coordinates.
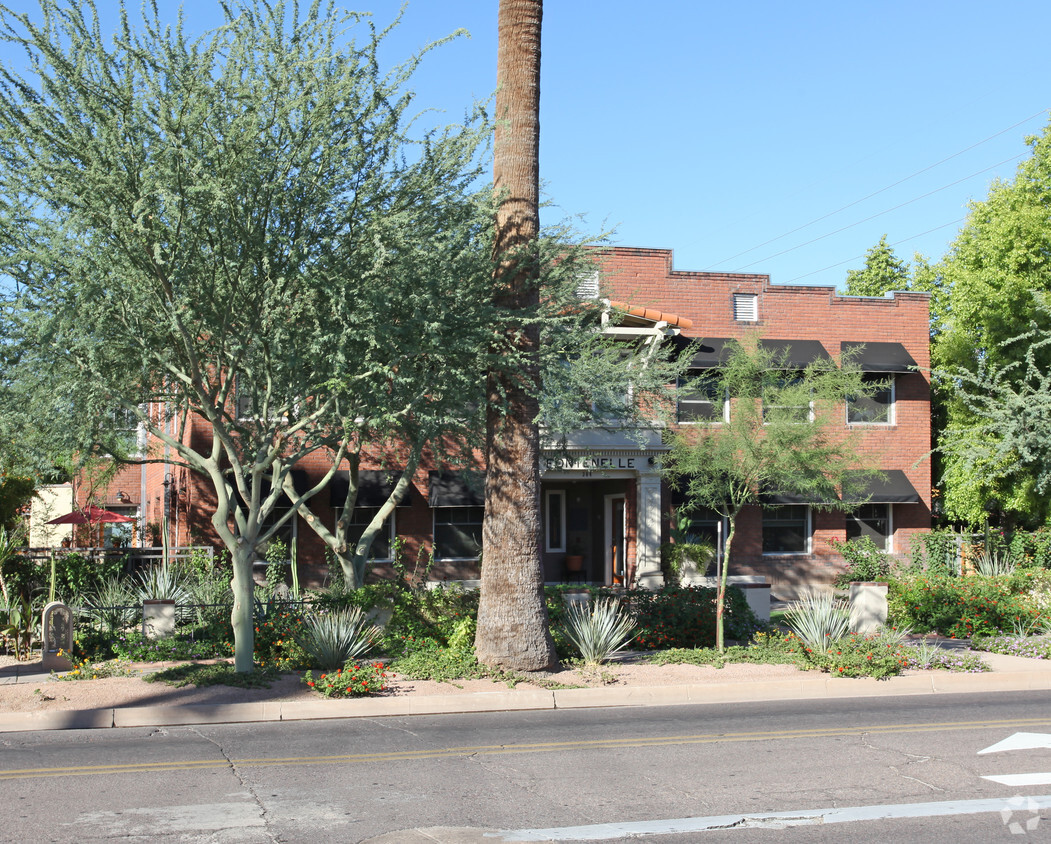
[733,293,758,322]
[677,371,728,423]
[762,375,812,424]
[847,372,894,424]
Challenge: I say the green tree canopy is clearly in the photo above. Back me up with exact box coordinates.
[844,235,911,298]
[930,118,1051,526]
[662,335,881,650]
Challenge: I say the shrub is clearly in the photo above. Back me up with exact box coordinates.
[253,608,310,670]
[295,607,379,670]
[136,564,192,604]
[783,591,850,650]
[971,633,1051,659]
[814,631,911,679]
[631,585,758,650]
[303,662,387,697]
[387,637,488,682]
[887,572,1042,638]
[561,598,637,665]
[830,536,892,588]
[110,631,231,661]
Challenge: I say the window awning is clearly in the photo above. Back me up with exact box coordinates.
[329,470,413,508]
[843,470,922,503]
[682,338,832,369]
[760,340,832,368]
[428,471,485,507]
[686,338,734,368]
[760,489,838,505]
[841,342,918,372]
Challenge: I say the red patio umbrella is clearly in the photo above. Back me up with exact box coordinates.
[47,505,135,525]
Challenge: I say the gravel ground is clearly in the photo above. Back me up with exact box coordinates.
[0,653,804,713]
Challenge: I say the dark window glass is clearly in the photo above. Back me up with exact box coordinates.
[435,506,484,559]
[762,505,809,554]
[847,373,893,423]
[339,506,393,560]
[678,371,725,422]
[763,375,810,423]
[846,503,890,551]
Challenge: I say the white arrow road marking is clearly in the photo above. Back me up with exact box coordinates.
[494,797,1051,841]
[978,732,1051,755]
[984,772,1051,787]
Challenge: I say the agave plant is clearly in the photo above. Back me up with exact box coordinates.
[295,607,380,670]
[784,591,850,650]
[562,598,637,666]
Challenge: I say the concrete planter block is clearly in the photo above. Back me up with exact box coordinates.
[849,582,888,634]
[142,599,176,639]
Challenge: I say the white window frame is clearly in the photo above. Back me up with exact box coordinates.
[733,293,758,322]
[762,505,812,556]
[544,489,567,553]
[846,373,895,425]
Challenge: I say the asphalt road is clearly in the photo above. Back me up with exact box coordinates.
[3,691,1051,843]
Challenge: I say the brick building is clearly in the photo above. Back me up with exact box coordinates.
[76,247,931,597]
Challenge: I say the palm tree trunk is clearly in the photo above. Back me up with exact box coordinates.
[474,0,556,671]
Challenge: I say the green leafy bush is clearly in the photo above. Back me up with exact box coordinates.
[253,608,310,670]
[388,637,488,682]
[888,572,1042,637]
[814,632,911,679]
[831,536,892,588]
[630,585,759,650]
[303,662,387,697]
[110,631,232,662]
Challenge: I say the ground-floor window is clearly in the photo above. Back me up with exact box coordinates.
[846,503,891,552]
[338,506,394,561]
[762,505,810,554]
[434,506,484,559]
[544,490,566,552]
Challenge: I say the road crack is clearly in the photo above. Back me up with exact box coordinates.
[188,727,279,842]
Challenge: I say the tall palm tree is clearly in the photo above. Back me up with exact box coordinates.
[474,0,557,670]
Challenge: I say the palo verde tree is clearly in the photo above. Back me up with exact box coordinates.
[662,335,882,651]
[0,0,496,671]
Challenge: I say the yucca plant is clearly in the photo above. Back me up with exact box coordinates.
[86,575,137,633]
[295,607,380,670]
[562,598,638,666]
[784,591,850,650]
[973,547,1016,577]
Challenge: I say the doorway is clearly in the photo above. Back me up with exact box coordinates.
[604,494,626,585]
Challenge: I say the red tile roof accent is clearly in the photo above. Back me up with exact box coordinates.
[608,300,694,329]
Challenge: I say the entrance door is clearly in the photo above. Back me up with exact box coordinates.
[604,494,626,585]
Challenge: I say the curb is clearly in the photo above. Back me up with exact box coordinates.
[3,668,1050,734]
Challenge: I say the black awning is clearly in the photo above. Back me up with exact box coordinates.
[428,470,485,507]
[328,470,413,508]
[843,470,921,503]
[760,339,832,369]
[841,342,918,372]
[686,338,734,369]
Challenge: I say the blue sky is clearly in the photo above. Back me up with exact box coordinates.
[3,1,1049,289]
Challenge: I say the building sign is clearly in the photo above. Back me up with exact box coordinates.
[542,453,644,473]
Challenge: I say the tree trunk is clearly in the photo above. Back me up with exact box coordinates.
[474,0,556,671]
[230,541,256,673]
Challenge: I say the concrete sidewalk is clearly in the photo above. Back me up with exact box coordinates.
[2,646,1050,734]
